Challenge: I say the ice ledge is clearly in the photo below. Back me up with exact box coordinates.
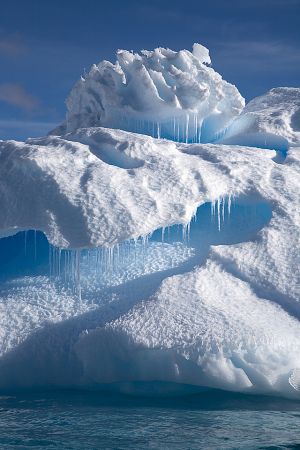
[0,125,284,249]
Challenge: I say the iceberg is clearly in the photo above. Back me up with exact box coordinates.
[0,44,299,399]
[52,43,244,143]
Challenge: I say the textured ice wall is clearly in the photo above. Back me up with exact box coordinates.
[52,44,244,143]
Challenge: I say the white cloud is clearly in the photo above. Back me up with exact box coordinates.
[213,40,300,70]
[0,83,39,111]
[0,33,27,57]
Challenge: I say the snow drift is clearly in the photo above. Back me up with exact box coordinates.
[0,44,299,399]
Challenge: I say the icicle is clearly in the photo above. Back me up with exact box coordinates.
[192,207,197,223]
[75,249,81,301]
[68,250,72,284]
[115,244,120,269]
[192,115,194,142]
[64,251,68,284]
[181,222,190,242]
[157,122,160,139]
[58,248,61,277]
[217,198,221,231]
[55,247,58,279]
[182,224,186,241]
[228,194,232,217]
[186,221,191,242]
[211,200,216,222]
[197,116,202,143]
[173,117,176,141]
[185,113,189,143]
[49,245,52,278]
[52,246,55,278]
[222,197,225,223]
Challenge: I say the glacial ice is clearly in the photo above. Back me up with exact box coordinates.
[0,44,299,398]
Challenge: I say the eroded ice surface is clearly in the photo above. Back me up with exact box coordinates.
[0,44,299,398]
[51,44,244,143]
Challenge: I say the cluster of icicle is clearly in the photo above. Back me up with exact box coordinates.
[45,196,233,298]
[211,195,232,231]
[118,114,204,143]
[48,235,152,301]
[115,114,229,143]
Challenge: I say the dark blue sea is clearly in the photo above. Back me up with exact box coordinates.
[0,389,300,449]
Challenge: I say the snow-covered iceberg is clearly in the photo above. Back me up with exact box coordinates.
[0,44,299,399]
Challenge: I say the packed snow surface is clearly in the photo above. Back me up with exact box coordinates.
[0,44,299,399]
[219,87,300,150]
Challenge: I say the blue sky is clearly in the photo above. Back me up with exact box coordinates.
[0,0,299,140]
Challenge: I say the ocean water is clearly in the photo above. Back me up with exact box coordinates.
[0,389,300,449]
